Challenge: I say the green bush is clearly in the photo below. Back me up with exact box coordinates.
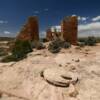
[1,55,26,62]
[1,40,33,62]
[62,42,71,48]
[77,42,85,47]
[78,36,97,46]
[48,39,61,53]
[12,40,32,58]
[85,36,97,46]
[35,42,45,50]
[0,48,8,56]
[48,39,71,53]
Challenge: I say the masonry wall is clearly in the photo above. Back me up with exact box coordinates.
[61,16,78,45]
[17,16,39,42]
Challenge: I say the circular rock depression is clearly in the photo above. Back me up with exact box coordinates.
[42,68,78,87]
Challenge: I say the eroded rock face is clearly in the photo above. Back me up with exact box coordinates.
[16,16,39,42]
[61,16,78,45]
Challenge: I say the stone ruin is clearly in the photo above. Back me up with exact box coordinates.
[46,16,78,45]
[46,28,61,41]
[61,16,78,45]
[16,16,39,42]
[46,28,53,41]
[16,16,78,45]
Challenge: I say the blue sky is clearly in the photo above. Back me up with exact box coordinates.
[0,0,100,37]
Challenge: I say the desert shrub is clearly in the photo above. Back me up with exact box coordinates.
[40,38,47,43]
[32,41,45,50]
[78,36,97,46]
[62,42,71,48]
[78,37,86,43]
[48,39,61,53]
[1,54,26,62]
[77,42,85,47]
[48,39,71,53]
[12,40,33,58]
[0,48,8,56]
[85,36,97,46]
[35,42,45,50]
[1,40,33,62]
[96,37,100,43]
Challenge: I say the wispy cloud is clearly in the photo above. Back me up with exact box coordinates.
[78,22,100,37]
[44,8,49,11]
[4,31,11,34]
[0,20,8,24]
[51,26,61,32]
[34,11,40,14]
[92,16,100,21]
[78,16,88,21]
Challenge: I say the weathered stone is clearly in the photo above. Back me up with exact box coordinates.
[61,16,78,45]
[46,28,53,41]
[42,67,78,87]
[68,84,79,97]
[16,16,39,42]
[46,28,61,41]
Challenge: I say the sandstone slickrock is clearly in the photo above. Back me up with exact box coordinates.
[42,67,78,87]
[0,43,100,100]
[61,16,78,45]
[16,16,39,42]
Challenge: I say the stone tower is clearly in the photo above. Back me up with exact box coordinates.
[61,16,78,45]
[46,28,53,41]
[17,16,39,42]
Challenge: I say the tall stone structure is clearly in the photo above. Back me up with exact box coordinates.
[61,16,78,45]
[46,28,53,41]
[17,16,39,42]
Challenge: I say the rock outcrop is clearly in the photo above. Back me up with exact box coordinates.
[16,16,39,42]
[61,16,78,45]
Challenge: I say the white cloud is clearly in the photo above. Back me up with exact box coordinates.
[78,16,88,21]
[50,22,100,37]
[0,20,8,24]
[78,22,100,37]
[79,22,100,31]
[71,15,88,21]
[44,8,49,11]
[92,16,100,21]
[51,26,61,32]
[4,31,11,34]
[34,11,39,14]
[72,14,77,17]
[40,31,46,38]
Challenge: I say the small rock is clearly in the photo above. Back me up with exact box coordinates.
[59,64,62,67]
[75,59,80,62]
[0,92,3,98]
[67,62,71,65]
[68,84,79,98]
